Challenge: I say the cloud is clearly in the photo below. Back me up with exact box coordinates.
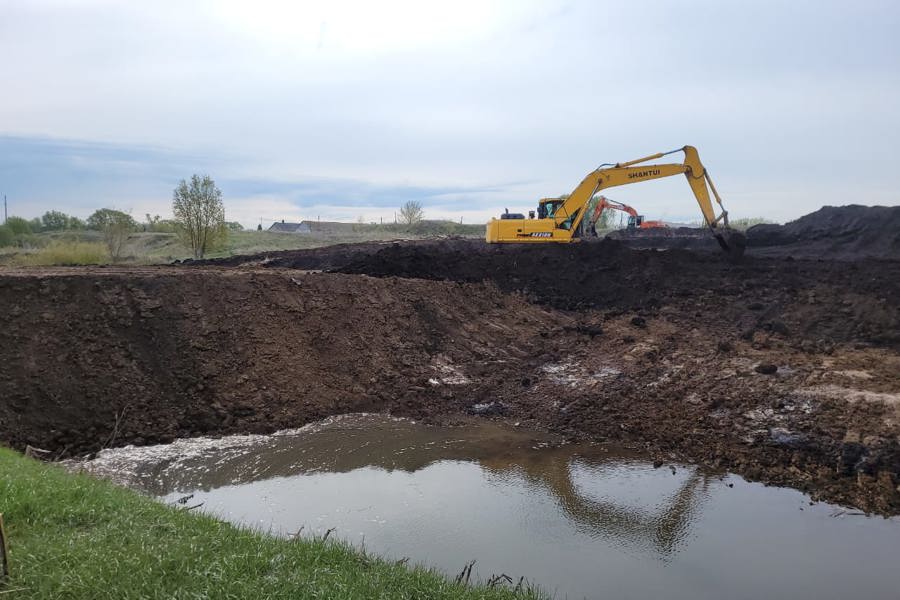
[0,135,518,226]
[1,0,898,226]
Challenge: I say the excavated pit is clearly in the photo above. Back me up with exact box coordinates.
[1,206,899,515]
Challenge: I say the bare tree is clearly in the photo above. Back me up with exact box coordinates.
[106,218,131,261]
[399,200,424,225]
[172,174,226,259]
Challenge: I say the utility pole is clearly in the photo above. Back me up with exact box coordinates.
[3,195,6,224]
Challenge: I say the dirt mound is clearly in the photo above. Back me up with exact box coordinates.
[187,239,412,270]
[333,238,900,348]
[1,264,899,514]
[747,205,900,259]
[604,226,722,253]
[191,236,900,348]
[0,268,558,453]
[598,206,900,258]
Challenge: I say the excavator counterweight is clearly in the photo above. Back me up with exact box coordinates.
[485,146,745,260]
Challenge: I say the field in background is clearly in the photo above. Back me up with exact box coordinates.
[0,217,775,267]
[0,221,486,266]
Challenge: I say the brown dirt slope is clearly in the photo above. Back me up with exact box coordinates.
[0,268,556,450]
[334,239,900,348]
[1,260,899,514]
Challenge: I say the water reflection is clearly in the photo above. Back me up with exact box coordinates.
[70,414,900,600]
[490,453,710,556]
[77,415,708,556]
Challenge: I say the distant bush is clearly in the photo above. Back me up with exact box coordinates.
[17,241,108,266]
[87,209,137,232]
[730,217,774,231]
[0,225,13,247]
[156,220,178,233]
[375,220,482,236]
[143,214,178,233]
[40,210,84,231]
[5,216,33,235]
[0,216,43,248]
[399,200,424,225]
[86,209,136,261]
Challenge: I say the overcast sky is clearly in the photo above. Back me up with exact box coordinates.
[2,0,899,227]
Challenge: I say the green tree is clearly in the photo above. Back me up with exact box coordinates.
[41,210,72,231]
[86,209,135,261]
[225,221,244,232]
[86,209,137,232]
[172,174,226,259]
[0,225,13,247]
[399,200,424,226]
[5,216,33,235]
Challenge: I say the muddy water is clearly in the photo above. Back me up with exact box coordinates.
[73,414,900,600]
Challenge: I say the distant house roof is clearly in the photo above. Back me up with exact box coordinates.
[268,221,311,233]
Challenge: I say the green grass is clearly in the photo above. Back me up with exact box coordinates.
[13,241,109,266]
[0,448,542,599]
[0,223,485,266]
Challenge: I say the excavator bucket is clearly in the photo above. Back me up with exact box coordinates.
[713,228,746,262]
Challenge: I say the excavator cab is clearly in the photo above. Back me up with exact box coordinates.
[626,215,643,229]
[537,198,565,220]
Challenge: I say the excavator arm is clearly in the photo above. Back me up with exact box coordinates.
[485,146,745,259]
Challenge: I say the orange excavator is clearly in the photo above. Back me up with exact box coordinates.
[588,196,667,234]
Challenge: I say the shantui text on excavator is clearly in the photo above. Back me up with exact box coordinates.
[485,145,745,259]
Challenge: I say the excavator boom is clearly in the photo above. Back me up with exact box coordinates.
[485,146,745,259]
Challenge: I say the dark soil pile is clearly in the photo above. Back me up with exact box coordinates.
[0,268,558,453]
[747,205,900,259]
[585,205,900,258]
[2,205,900,515]
[604,226,722,253]
[193,240,404,270]
[333,239,900,348]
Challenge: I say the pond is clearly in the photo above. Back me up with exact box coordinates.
[70,414,900,599]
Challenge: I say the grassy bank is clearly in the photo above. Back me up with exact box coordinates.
[0,225,485,266]
[0,448,540,599]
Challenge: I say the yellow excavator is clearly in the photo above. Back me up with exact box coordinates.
[485,146,745,259]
